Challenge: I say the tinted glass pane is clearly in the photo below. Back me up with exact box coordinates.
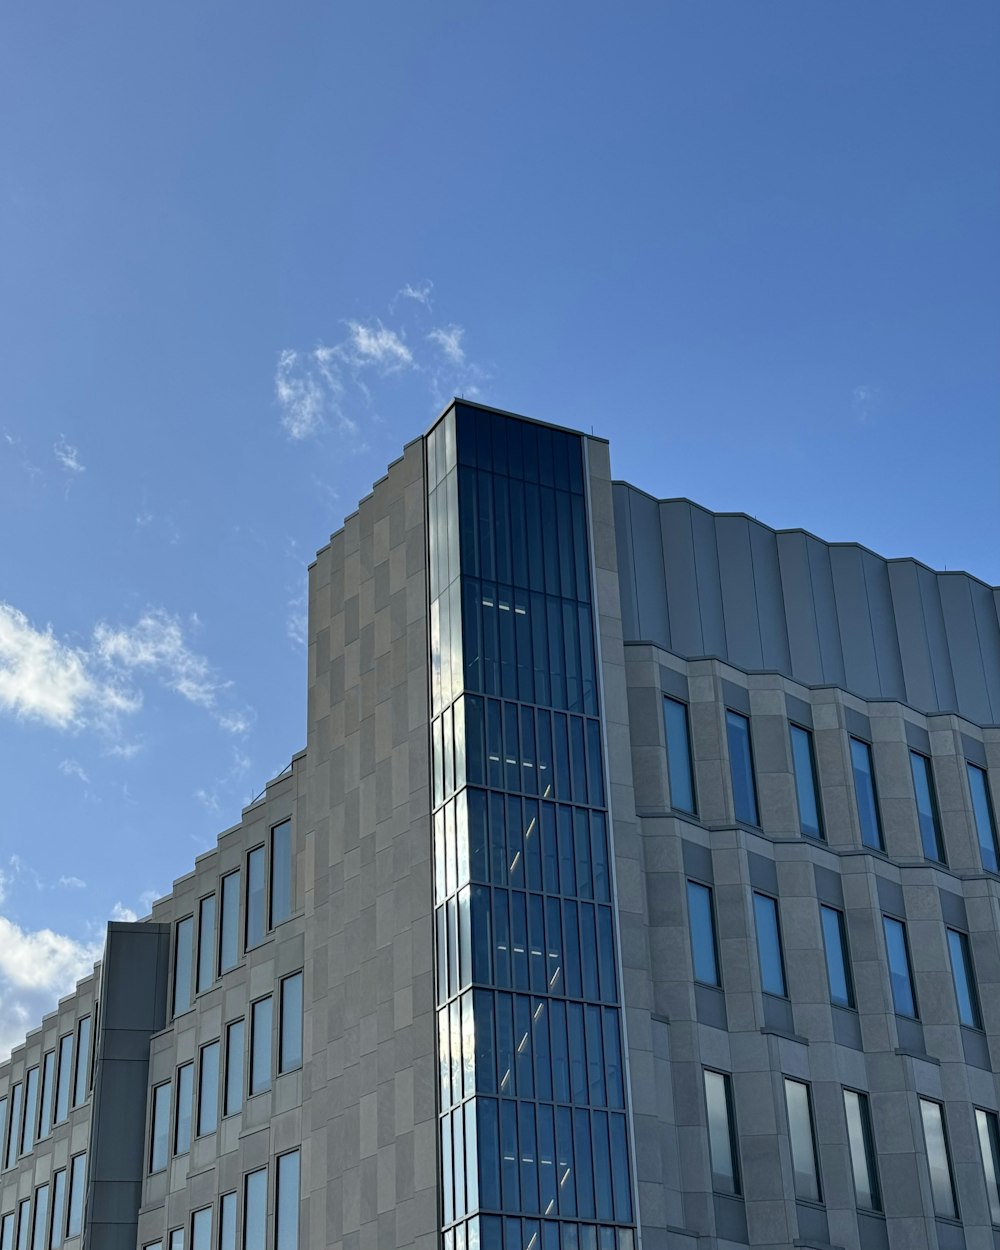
[820,906,854,1008]
[790,725,822,838]
[843,1090,880,1211]
[30,1184,48,1250]
[224,1019,244,1115]
[191,1209,211,1250]
[784,1079,820,1202]
[174,1063,193,1154]
[38,1052,54,1140]
[150,1082,171,1172]
[197,896,216,994]
[21,1067,38,1154]
[66,1155,86,1237]
[197,1042,219,1136]
[218,1193,237,1250]
[920,1099,957,1219]
[726,712,758,825]
[686,882,720,986]
[50,1170,65,1249]
[851,739,884,850]
[15,1203,28,1250]
[704,1071,739,1194]
[910,753,945,862]
[219,871,240,973]
[280,973,303,1072]
[250,998,272,1095]
[968,764,999,874]
[976,1109,1000,1226]
[54,1035,72,1124]
[5,1085,22,1168]
[246,847,265,948]
[173,918,194,1015]
[276,1151,300,1250]
[244,1169,267,1250]
[947,929,982,1029]
[0,1214,11,1250]
[882,916,917,1017]
[73,1016,91,1107]
[753,893,787,997]
[169,1232,183,1250]
[270,821,293,926]
[664,698,695,814]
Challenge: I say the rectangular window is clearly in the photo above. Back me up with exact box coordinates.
[753,892,787,997]
[663,697,696,815]
[37,1051,54,1142]
[218,870,240,974]
[703,1070,740,1194]
[882,915,918,1017]
[820,905,855,1009]
[843,1089,881,1211]
[224,1019,245,1116]
[49,1168,66,1248]
[270,820,293,927]
[784,1078,821,1203]
[245,848,265,949]
[919,1098,958,1219]
[197,1041,220,1136]
[168,1231,183,1250]
[173,917,194,1015]
[275,1150,300,1250]
[244,1169,267,1250]
[218,1193,237,1250]
[21,1067,38,1155]
[278,973,303,1074]
[54,1035,72,1124]
[686,881,720,987]
[15,1201,29,1250]
[149,1082,171,1173]
[910,751,945,862]
[30,1187,48,1250]
[976,1108,1000,1226]
[726,710,759,825]
[5,1085,22,1169]
[197,896,216,994]
[249,997,272,1096]
[174,1062,193,1155]
[0,1214,12,1250]
[946,928,982,1029]
[66,1154,86,1238]
[191,1208,211,1250]
[790,725,823,838]
[850,738,884,851]
[72,1016,91,1107]
[968,764,999,874]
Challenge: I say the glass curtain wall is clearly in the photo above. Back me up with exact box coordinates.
[427,406,636,1250]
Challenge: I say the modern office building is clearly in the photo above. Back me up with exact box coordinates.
[3,399,1000,1250]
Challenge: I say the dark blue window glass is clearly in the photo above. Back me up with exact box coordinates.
[850,739,884,850]
[726,711,758,825]
[753,893,787,997]
[686,881,720,986]
[663,698,696,814]
[947,929,982,1029]
[968,764,999,874]
[820,905,855,1008]
[790,725,823,838]
[882,916,917,1017]
[704,1070,740,1195]
[910,752,945,862]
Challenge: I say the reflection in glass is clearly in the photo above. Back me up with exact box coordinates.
[843,1089,880,1211]
[784,1078,821,1202]
[947,929,982,1029]
[968,764,999,874]
[910,752,945,862]
[250,997,272,1095]
[664,698,696,814]
[173,918,194,1015]
[218,870,240,973]
[976,1108,1000,1226]
[244,1168,267,1250]
[197,1042,219,1136]
[882,916,917,1017]
[280,972,304,1072]
[276,1150,300,1250]
[218,1193,237,1250]
[687,881,720,987]
[224,1018,245,1115]
[850,739,884,850]
[790,725,823,838]
[270,820,293,926]
[704,1070,739,1194]
[246,847,266,948]
[174,1063,193,1155]
[753,893,787,997]
[150,1082,171,1172]
[820,906,854,1008]
[726,711,758,825]
[920,1099,957,1219]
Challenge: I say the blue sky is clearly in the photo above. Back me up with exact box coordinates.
[1,1,998,1054]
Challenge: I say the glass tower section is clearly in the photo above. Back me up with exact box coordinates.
[427,405,637,1250]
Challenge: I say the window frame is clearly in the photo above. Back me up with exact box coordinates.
[686,879,721,988]
[197,1040,221,1138]
[789,723,824,839]
[967,762,1000,875]
[148,1081,171,1174]
[725,709,760,827]
[172,916,195,1017]
[975,1107,1000,1227]
[196,894,216,996]
[753,891,788,999]
[248,996,273,1097]
[224,1018,246,1117]
[278,972,304,1075]
[244,846,267,951]
[946,927,983,1030]
[919,1097,959,1220]
[218,869,241,976]
[850,737,885,852]
[703,1068,741,1196]
[173,1062,194,1156]
[269,819,294,929]
[909,750,946,863]
[882,913,918,1019]
[843,1088,882,1212]
[819,904,856,1010]
[783,1076,822,1204]
[663,696,697,816]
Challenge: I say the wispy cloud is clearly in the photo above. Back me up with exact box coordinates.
[58,758,90,784]
[54,438,85,474]
[195,747,252,816]
[852,384,881,422]
[275,284,490,442]
[58,876,87,890]
[0,602,251,739]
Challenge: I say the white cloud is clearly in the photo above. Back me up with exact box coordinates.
[852,384,880,422]
[344,320,413,371]
[429,324,466,366]
[194,747,252,815]
[110,902,138,923]
[58,876,87,889]
[54,438,85,474]
[58,758,89,784]
[396,280,433,308]
[275,348,328,440]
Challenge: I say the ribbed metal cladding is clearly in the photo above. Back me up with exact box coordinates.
[426,404,638,1250]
